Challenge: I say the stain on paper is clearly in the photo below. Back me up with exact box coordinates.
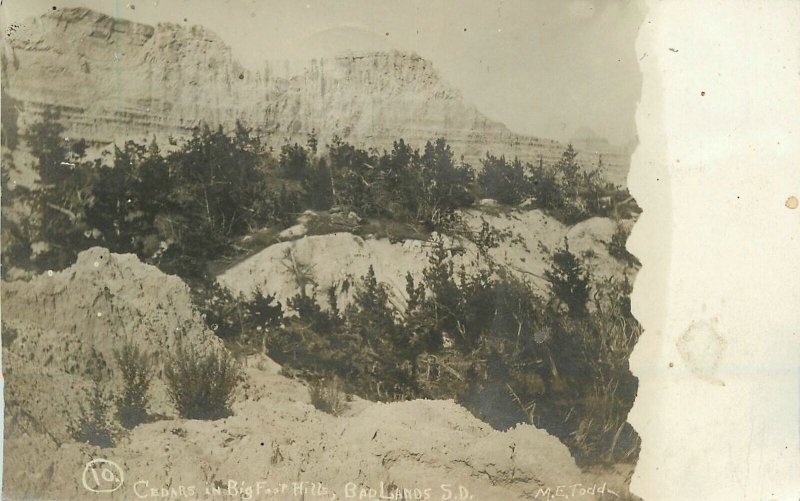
[676,321,726,386]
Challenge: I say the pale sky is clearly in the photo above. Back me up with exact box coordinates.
[2,0,644,145]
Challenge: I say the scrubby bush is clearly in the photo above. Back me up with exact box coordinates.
[478,154,527,205]
[508,145,633,220]
[191,278,284,344]
[303,158,335,210]
[164,344,243,420]
[543,238,591,318]
[559,276,641,464]
[246,288,284,330]
[69,379,116,448]
[416,138,475,227]
[326,136,475,229]
[607,223,640,267]
[259,268,418,401]
[191,278,243,339]
[345,265,398,350]
[113,340,153,429]
[279,142,311,181]
[288,291,340,335]
[11,108,98,272]
[308,376,348,416]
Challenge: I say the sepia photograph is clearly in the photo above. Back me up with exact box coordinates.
[1,1,646,499]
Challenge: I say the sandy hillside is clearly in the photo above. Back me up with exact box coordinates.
[2,247,633,500]
[4,361,631,500]
[2,247,223,442]
[217,209,630,311]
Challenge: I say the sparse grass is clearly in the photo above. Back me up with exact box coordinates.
[556,277,641,465]
[308,376,347,416]
[281,248,317,292]
[567,378,641,465]
[507,383,537,425]
[164,344,243,420]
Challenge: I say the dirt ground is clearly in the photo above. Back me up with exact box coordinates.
[2,248,636,501]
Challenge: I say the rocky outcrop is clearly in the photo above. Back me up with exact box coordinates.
[217,209,630,311]
[2,7,630,184]
[1,247,221,442]
[2,247,219,372]
[2,7,262,142]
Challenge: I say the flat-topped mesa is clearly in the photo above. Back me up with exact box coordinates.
[2,7,630,184]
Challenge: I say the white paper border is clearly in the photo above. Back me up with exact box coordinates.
[629,1,800,499]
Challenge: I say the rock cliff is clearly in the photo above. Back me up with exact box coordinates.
[2,7,631,184]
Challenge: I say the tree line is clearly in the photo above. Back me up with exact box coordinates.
[2,109,634,280]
